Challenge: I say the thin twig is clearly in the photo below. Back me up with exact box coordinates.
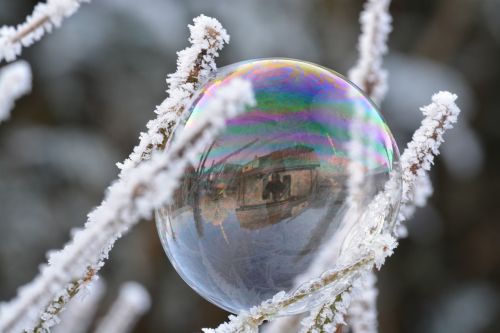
[52,279,105,333]
[348,0,392,105]
[0,0,90,63]
[396,91,460,231]
[204,257,375,333]
[292,1,395,332]
[342,1,393,332]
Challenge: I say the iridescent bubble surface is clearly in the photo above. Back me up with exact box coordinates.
[156,59,401,314]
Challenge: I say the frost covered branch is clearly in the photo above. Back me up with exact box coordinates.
[348,0,392,105]
[344,1,393,331]
[204,257,374,333]
[0,77,255,333]
[299,289,351,333]
[347,0,393,211]
[300,92,459,333]
[261,1,394,331]
[52,279,105,333]
[0,0,90,63]
[0,61,31,123]
[94,282,150,333]
[397,91,460,229]
[300,271,377,333]
[118,14,229,175]
[296,187,398,333]
[293,1,395,332]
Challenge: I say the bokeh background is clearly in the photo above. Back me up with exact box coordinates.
[0,0,499,332]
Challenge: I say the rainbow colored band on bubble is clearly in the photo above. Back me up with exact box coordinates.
[184,58,397,174]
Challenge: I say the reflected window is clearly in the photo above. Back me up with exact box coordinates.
[262,172,290,202]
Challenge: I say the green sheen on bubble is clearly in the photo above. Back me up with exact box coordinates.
[156,58,402,314]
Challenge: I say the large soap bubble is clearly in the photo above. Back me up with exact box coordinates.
[156,58,401,314]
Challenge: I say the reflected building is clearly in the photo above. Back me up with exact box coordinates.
[235,145,320,229]
[166,144,323,232]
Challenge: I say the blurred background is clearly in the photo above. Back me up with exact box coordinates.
[0,0,499,332]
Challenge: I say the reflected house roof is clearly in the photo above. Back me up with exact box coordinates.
[205,162,242,185]
[241,144,320,175]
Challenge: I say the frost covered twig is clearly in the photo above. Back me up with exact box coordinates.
[348,0,392,105]
[299,289,351,333]
[245,4,457,333]
[296,188,398,333]
[346,0,394,218]
[52,279,105,333]
[118,14,229,175]
[392,91,461,235]
[396,91,460,229]
[0,61,31,123]
[300,272,378,333]
[0,77,255,333]
[346,0,394,198]
[302,92,460,333]
[204,256,374,333]
[294,1,394,332]
[93,282,150,333]
[0,0,90,63]
[260,1,394,331]
[343,1,393,331]
[341,92,460,333]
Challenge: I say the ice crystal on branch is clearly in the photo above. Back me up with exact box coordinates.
[397,92,460,228]
[118,14,229,175]
[0,0,90,63]
[299,289,352,333]
[301,273,378,333]
[52,279,105,333]
[343,1,393,331]
[0,61,31,123]
[348,0,392,105]
[0,77,255,333]
[284,1,395,331]
[204,257,374,333]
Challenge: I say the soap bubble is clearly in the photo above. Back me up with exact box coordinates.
[156,59,401,314]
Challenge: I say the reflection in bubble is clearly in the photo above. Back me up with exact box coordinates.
[156,59,401,314]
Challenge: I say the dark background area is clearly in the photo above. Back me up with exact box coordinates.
[0,0,499,332]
